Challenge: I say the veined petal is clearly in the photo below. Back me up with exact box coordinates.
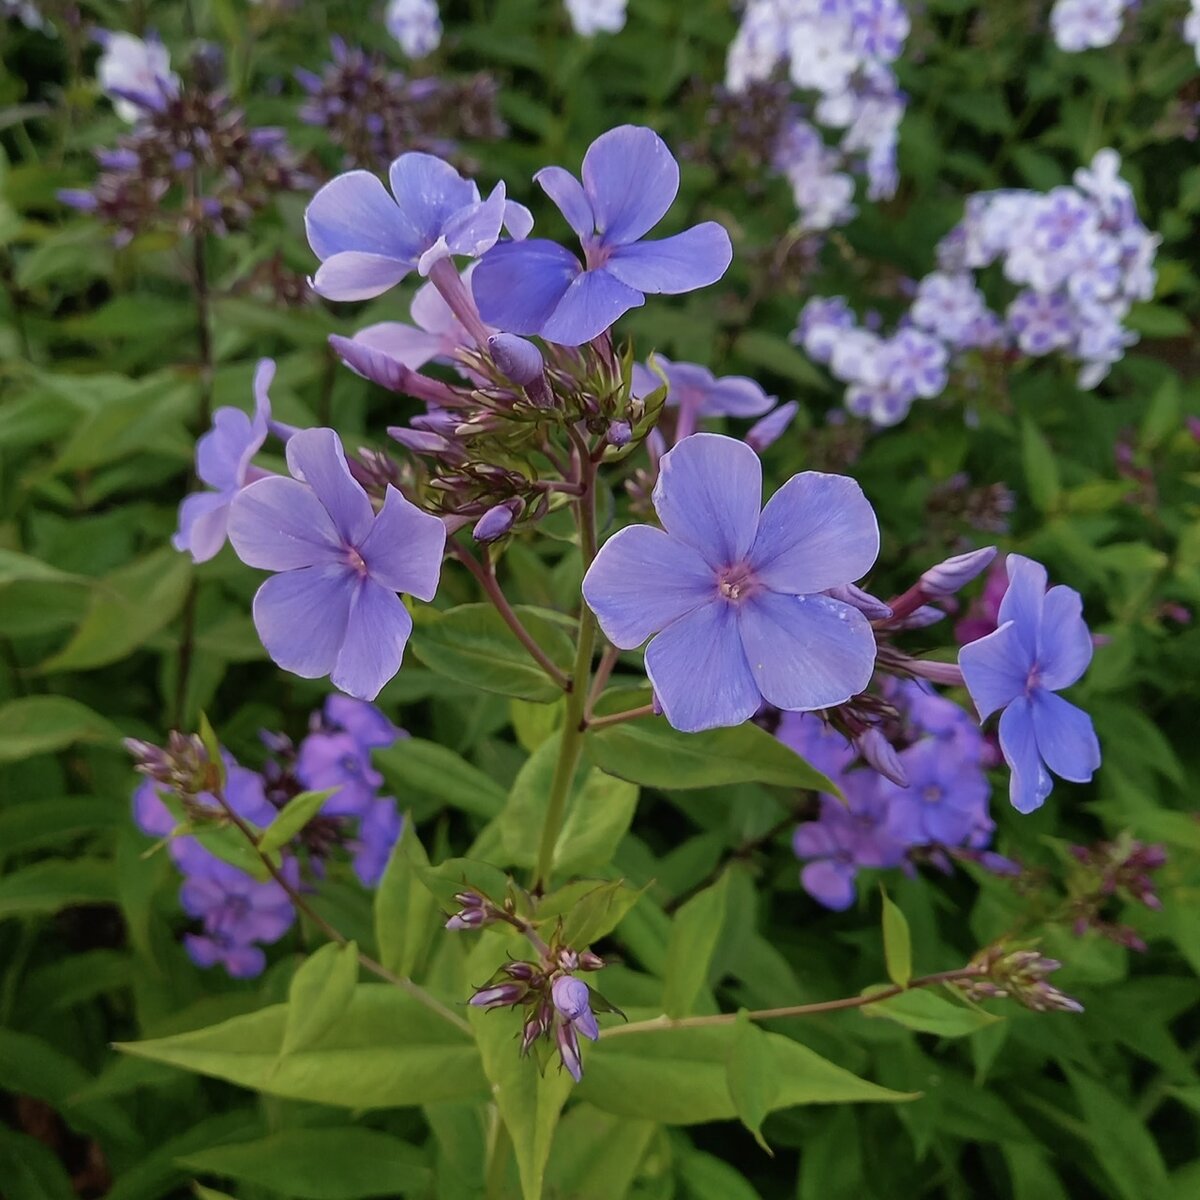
[285,429,374,549]
[1038,584,1094,690]
[1032,690,1100,783]
[228,476,342,571]
[604,223,733,294]
[582,125,679,246]
[738,591,876,711]
[332,578,414,701]
[998,696,1053,814]
[748,471,879,595]
[958,620,1032,721]
[582,524,716,649]
[311,251,412,302]
[644,601,761,733]
[442,181,507,260]
[652,433,762,569]
[997,554,1047,660]
[472,239,581,336]
[387,152,479,250]
[305,170,417,262]
[174,490,231,564]
[358,486,446,600]
[539,267,644,346]
[252,565,353,681]
[535,165,594,239]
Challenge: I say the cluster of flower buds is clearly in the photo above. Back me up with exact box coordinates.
[127,731,220,807]
[1064,837,1168,951]
[961,942,1084,1014]
[297,38,506,171]
[925,472,1016,541]
[61,74,311,243]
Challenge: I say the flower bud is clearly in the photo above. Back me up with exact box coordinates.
[826,583,892,621]
[503,961,537,981]
[606,421,632,448]
[745,401,799,452]
[906,658,965,686]
[552,975,599,1041]
[919,546,997,599]
[472,499,522,544]
[889,605,945,629]
[555,1020,583,1082]
[855,727,907,787]
[488,333,544,386]
[469,982,526,1009]
[577,950,605,971]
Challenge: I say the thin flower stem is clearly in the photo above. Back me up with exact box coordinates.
[451,543,571,691]
[210,786,471,1035]
[583,644,621,722]
[602,967,985,1038]
[582,703,656,732]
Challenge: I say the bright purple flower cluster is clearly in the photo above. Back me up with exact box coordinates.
[795,150,1158,423]
[130,698,404,976]
[725,0,909,230]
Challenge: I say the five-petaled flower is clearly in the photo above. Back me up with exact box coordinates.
[227,427,446,701]
[959,553,1101,813]
[582,433,880,732]
[471,125,733,345]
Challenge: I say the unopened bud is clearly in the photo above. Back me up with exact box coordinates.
[826,583,892,621]
[919,547,997,600]
[469,982,526,1009]
[855,727,907,787]
[555,1019,583,1082]
[577,951,605,971]
[606,420,632,448]
[488,333,544,386]
[745,401,799,452]
[388,426,458,457]
[503,961,537,981]
[473,499,522,544]
[889,605,945,629]
[906,658,965,686]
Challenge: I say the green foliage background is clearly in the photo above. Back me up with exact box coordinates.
[2,1,1199,1198]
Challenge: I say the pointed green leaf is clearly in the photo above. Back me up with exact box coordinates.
[259,789,338,854]
[727,1010,777,1154]
[880,889,912,988]
[861,987,1002,1036]
[0,696,120,763]
[375,737,507,819]
[375,820,437,978]
[1021,418,1061,514]
[662,872,731,1018]
[281,941,360,1055]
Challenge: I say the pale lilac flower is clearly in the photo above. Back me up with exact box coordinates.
[1006,290,1077,355]
[632,356,774,441]
[472,125,732,345]
[351,796,403,886]
[297,730,384,816]
[583,434,879,732]
[883,737,990,846]
[227,428,446,700]
[745,401,800,452]
[96,31,179,122]
[959,554,1101,813]
[1050,0,1127,53]
[565,0,627,36]
[386,0,442,58]
[552,975,600,1041]
[174,359,274,563]
[910,273,991,348]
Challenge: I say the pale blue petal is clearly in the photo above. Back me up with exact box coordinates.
[801,859,857,911]
[253,565,353,681]
[582,125,678,246]
[998,696,1053,814]
[174,490,230,564]
[387,152,478,249]
[959,620,1032,721]
[539,267,644,346]
[604,223,733,294]
[311,251,412,302]
[228,476,342,571]
[331,578,414,701]
[285,428,374,548]
[305,170,416,261]
[1038,584,1094,690]
[534,165,594,239]
[358,485,446,600]
[1032,690,1101,783]
[997,554,1047,660]
[472,239,580,335]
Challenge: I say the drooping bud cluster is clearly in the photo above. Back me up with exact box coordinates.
[961,942,1084,1014]
[1064,837,1168,951]
[296,38,505,171]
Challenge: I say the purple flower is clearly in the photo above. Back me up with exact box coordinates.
[227,427,446,700]
[959,554,1101,813]
[632,356,774,441]
[323,694,402,748]
[1006,290,1076,355]
[180,855,295,944]
[883,737,991,847]
[472,125,732,345]
[351,796,403,886]
[297,730,384,816]
[173,359,274,563]
[775,711,856,780]
[551,975,600,1041]
[183,933,268,978]
[745,401,799,452]
[582,433,879,732]
[305,153,521,301]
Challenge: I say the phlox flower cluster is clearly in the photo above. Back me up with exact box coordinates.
[1051,0,1200,61]
[725,0,909,230]
[130,697,404,978]
[95,30,180,122]
[794,149,1158,424]
[784,679,1004,911]
[386,0,443,58]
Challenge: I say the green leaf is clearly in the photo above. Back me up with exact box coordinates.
[0,797,124,861]
[511,698,563,751]
[178,1129,431,1200]
[0,548,84,587]
[197,711,226,792]
[0,1128,77,1200]
[727,1010,777,1154]
[117,985,487,1108]
[557,879,647,947]
[576,1021,915,1124]
[733,331,826,389]
[469,934,573,1200]
[259,789,338,855]
[0,859,117,919]
[554,769,639,878]
[662,873,731,1018]
[586,718,837,792]
[677,1145,766,1200]
[411,603,573,703]
[0,696,120,763]
[375,820,437,978]
[375,737,508,819]
[281,941,360,1056]
[542,1106,658,1200]
[41,548,192,673]
[193,1186,238,1200]
[1021,418,1061,514]
[860,987,1002,1036]
[880,889,912,988]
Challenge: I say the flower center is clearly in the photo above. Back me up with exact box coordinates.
[922,785,944,805]
[717,562,759,604]
[345,546,369,577]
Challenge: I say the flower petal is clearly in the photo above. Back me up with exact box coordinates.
[387,152,479,249]
[534,165,594,239]
[285,428,374,548]
[441,180,507,260]
[305,169,415,262]
[644,600,761,732]
[1032,690,1101,783]
[349,321,451,372]
[311,251,412,302]
[998,696,1053,814]
[228,476,342,571]
[358,485,446,600]
[252,565,353,681]
[604,223,733,294]
[196,407,255,491]
[539,267,645,346]
[411,276,466,337]
[582,524,716,649]
[748,471,879,595]
[173,490,231,564]
[652,433,762,569]
[472,239,581,336]
[701,374,775,417]
[582,125,679,246]
[801,860,857,911]
[738,591,876,711]
[332,578,414,701]
[1038,584,1094,690]
[958,620,1031,721]
[997,553,1047,660]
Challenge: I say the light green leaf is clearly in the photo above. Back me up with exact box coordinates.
[178,1128,430,1199]
[117,986,487,1108]
[1021,418,1061,514]
[554,769,639,878]
[198,711,226,792]
[861,987,1002,1036]
[411,603,573,703]
[280,941,360,1056]
[727,1010,777,1154]
[375,820,437,978]
[677,1145,765,1200]
[542,1106,657,1200]
[259,789,338,855]
[511,698,563,751]
[0,797,124,862]
[192,1186,238,1200]
[556,879,647,948]
[662,873,731,1018]
[0,696,120,763]
[586,719,837,792]
[880,889,912,988]
[0,859,117,919]
[375,737,507,819]
[0,1127,78,1200]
